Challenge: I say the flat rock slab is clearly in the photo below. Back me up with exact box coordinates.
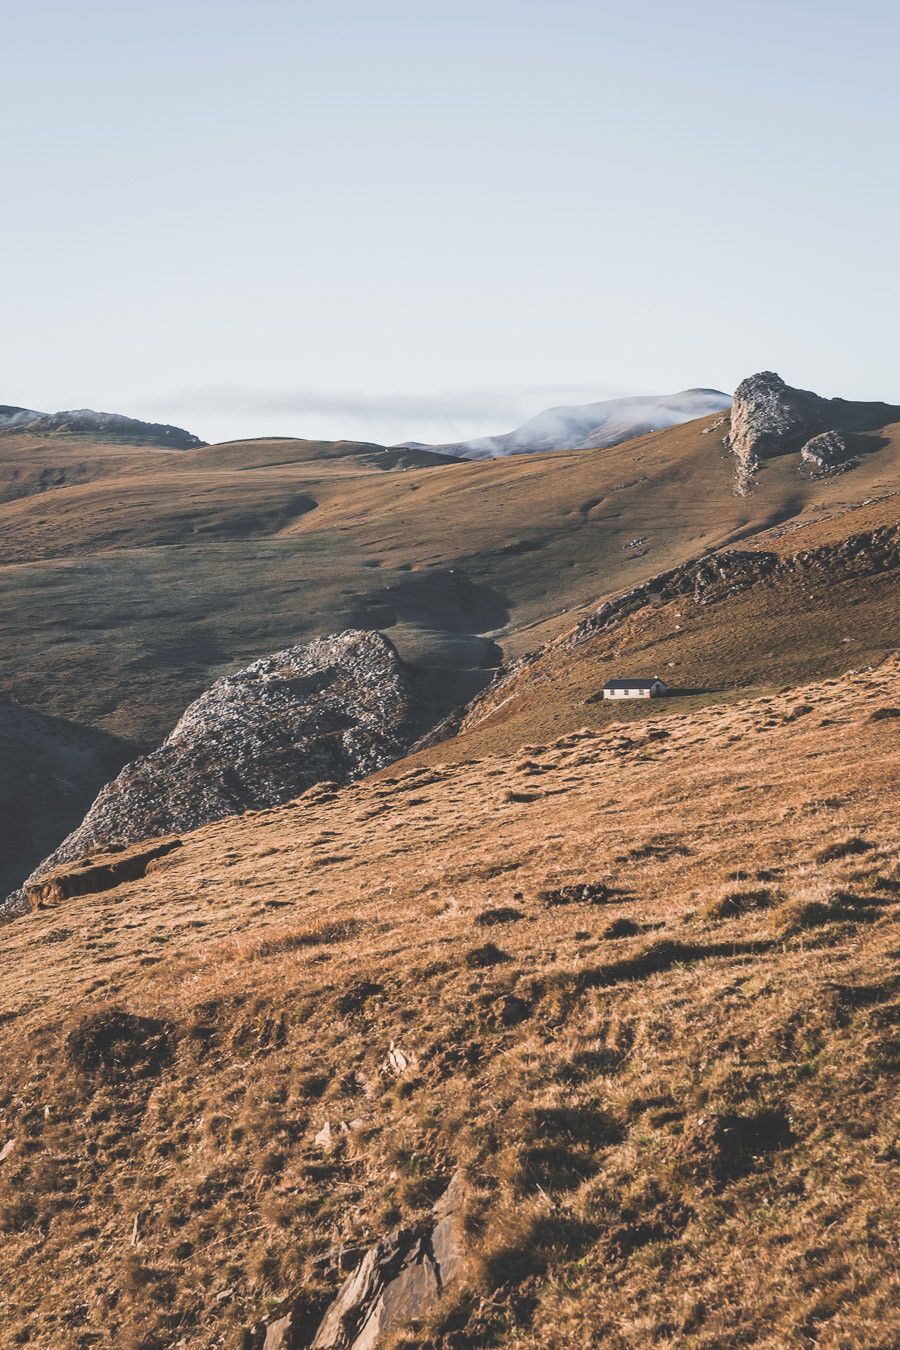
[24,836,182,909]
[253,1173,467,1350]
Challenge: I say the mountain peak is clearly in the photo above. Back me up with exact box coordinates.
[421,387,732,460]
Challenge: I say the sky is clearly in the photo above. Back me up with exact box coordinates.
[3,0,899,446]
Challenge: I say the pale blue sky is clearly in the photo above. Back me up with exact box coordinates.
[3,0,898,444]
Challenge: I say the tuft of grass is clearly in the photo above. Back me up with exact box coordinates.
[677,1107,796,1185]
[475,907,524,927]
[251,919,364,959]
[703,886,777,920]
[539,882,615,907]
[775,884,877,934]
[465,943,512,969]
[815,837,875,864]
[65,1006,174,1080]
[603,917,642,940]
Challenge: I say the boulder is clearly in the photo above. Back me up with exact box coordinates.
[252,1173,468,1350]
[800,429,854,472]
[260,1312,296,1349]
[725,371,833,472]
[311,1173,466,1348]
[6,631,416,913]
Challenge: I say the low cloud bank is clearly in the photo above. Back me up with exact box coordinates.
[144,382,624,446]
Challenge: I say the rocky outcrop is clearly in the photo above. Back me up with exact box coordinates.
[725,372,833,472]
[0,405,43,431]
[250,1173,467,1349]
[569,523,898,644]
[24,838,182,911]
[800,430,855,473]
[6,631,416,913]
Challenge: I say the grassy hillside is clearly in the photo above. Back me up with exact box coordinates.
[2,409,896,895]
[0,415,897,1345]
[404,507,899,765]
[0,660,896,1347]
[0,431,178,505]
[2,414,897,751]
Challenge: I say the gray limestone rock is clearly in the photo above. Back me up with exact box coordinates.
[250,1173,468,1350]
[311,1172,466,1348]
[6,630,416,911]
[800,429,854,472]
[725,371,832,472]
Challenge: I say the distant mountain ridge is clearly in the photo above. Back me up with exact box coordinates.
[413,387,732,460]
[0,404,205,449]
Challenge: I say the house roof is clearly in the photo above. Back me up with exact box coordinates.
[603,678,666,690]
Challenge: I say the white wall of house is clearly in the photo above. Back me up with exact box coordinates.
[602,682,668,699]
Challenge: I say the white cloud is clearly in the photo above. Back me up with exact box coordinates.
[145,382,630,447]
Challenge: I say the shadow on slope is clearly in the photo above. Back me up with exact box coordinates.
[0,700,135,898]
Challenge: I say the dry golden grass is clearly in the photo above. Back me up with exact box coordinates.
[0,660,897,1347]
[2,418,897,746]
[402,523,899,767]
[2,417,897,898]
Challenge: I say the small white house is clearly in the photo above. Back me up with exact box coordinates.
[602,677,669,700]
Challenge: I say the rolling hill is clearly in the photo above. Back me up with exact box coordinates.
[0,381,898,893]
[0,405,205,449]
[0,373,898,1346]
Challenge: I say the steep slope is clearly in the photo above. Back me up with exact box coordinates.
[0,662,896,1348]
[425,387,731,458]
[9,631,422,911]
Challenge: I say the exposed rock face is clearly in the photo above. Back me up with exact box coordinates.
[569,523,898,643]
[0,405,204,449]
[251,1173,467,1349]
[7,631,415,912]
[800,430,854,473]
[725,372,833,471]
